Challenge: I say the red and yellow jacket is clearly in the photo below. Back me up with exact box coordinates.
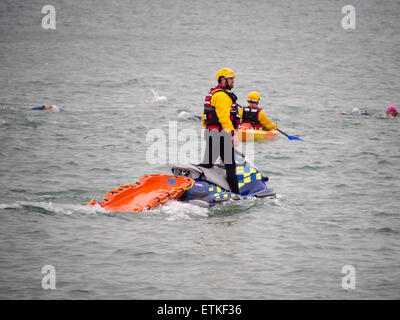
[202,85,240,133]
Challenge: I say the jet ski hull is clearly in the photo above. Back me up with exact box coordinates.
[173,156,275,207]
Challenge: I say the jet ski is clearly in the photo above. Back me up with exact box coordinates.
[172,152,275,207]
[87,152,275,212]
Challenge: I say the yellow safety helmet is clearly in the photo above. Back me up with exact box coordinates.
[216,68,235,82]
[247,91,260,104]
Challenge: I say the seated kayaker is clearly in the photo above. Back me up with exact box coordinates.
[386,105,398,117]
[238,91,278,131]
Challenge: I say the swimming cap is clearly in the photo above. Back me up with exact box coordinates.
[178,111,190,119]
[387,105,398,116]
[351,107,361,115]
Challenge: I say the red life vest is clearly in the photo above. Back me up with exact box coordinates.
[241,106,263,130]
[230,100,241,129]
[203,85,240,130]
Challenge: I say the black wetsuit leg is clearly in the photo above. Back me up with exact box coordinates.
[200,130,240,194]
[219,134,240,194]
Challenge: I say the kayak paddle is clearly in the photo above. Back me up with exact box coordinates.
[278,129,304,141]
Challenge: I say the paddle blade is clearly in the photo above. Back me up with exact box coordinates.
[287,135,305,141]
[277,129,305,141]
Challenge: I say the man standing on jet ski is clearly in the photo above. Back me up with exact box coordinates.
[200,68,241,194]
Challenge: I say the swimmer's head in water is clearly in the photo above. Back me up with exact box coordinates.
[178,111,190,119]
[386,105,398,116]
[351,107,361,115]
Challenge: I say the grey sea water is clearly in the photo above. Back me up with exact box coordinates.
[0,0,399,299]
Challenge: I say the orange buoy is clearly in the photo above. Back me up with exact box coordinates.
[87,174,194,213]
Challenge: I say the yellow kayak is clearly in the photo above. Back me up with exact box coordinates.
[237,129,279,142]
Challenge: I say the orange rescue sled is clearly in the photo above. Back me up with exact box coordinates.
[87,174,194,213]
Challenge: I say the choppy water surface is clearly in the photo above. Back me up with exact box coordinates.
[0,0,399,299]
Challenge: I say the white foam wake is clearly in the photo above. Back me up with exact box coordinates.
[151,200,209,220]
[0,201,106,215]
